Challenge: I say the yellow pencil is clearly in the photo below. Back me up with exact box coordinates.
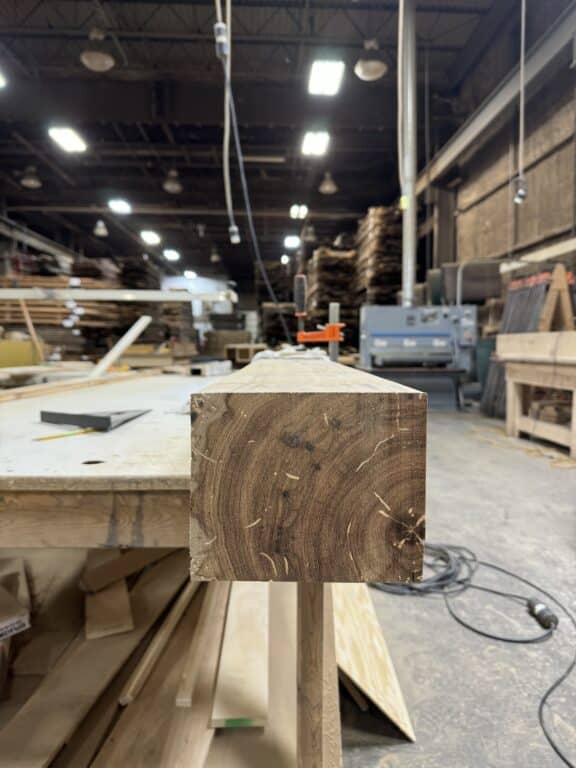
[33,428,98,442]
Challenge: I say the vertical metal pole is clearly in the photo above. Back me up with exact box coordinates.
[328,302,339,362]
[401,0,418,308]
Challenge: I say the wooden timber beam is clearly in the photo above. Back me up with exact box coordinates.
[189,358,427,583]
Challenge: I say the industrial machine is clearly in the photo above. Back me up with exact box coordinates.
[359,303,477,375]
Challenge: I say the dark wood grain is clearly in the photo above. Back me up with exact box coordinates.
[190,359,426,583]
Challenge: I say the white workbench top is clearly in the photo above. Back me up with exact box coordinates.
[0,374,217,492]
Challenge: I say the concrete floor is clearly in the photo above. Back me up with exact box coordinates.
[342,410,576,768]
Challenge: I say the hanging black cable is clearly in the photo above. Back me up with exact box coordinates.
[372,543,576,767]
[213,17,292,344]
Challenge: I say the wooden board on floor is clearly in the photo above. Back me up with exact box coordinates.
[85,579,134,640]
[119,581,201,707]
[13,632,74,676]
[161,583,231,767]
[176,581,230,708]
[91,591,204,767]
[206,582,298,768]
[212,581,269,728]
[332,583,415,742]
[0,552,189,768]
[190,359,426,583]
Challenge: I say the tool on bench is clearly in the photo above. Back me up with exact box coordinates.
[35,409,150,441]
[293,273,345,362]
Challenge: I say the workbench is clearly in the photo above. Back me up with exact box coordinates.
[0,375,206,548]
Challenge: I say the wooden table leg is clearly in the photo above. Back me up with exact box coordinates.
[297,583,342,768]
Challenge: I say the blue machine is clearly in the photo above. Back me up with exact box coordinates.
[359,305,477,374]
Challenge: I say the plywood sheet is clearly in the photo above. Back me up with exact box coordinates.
[333,583,415,741]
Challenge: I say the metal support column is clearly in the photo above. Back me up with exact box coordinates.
[401,0,418,308]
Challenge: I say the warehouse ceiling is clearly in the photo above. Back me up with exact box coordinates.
[0,0,520,284]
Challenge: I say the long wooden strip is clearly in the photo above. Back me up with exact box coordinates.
[211,581,269,728]
[190,358,426,582]
[0,552,189,768]
[81,548,176,593]
[119,580,200,706]
[322,585,343,767]
[0,370,157,404]
[175,581,230,708]
[161,582,231,767]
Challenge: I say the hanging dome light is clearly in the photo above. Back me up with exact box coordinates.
[163,168,183,195]
[354,39,388,82]
[319,171,338,195]
[210,247,221,264]
[80,28,116,73]
[20,165,42,190]
[93,219,109,237]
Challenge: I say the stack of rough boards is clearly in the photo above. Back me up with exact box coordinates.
[0,552,415,767]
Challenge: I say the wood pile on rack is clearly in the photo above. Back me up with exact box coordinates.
[260,302,297,346]
[0,275,122,329]
[356,206,402,305]
[203,329,252,359]
[307,246,358,345]
[255,261,292,304]
[482,264,575,419]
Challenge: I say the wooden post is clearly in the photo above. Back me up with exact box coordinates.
[505,373,521,438]
[297,583,342,768]
[297,583,325,768]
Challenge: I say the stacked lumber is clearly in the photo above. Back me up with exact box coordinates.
[307,246,358,345]
[255,261,292,304]
[261,302,297,346]
[203,330,251,359]
[0,274,123,332]
[356,206,402,305]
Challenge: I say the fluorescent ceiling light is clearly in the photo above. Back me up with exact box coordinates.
[280,254,290,265]
[0,70,7,89]
[141,230,161,246]
[302,131,330,157]
[108,198,132,215]
[184,270,198,279]
[284,235,301,249]
[48,126,87,153]
[290,204,308,220]
[163,248,181,262]
[308,60,345,96]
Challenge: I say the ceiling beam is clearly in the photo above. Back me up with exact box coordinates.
[47,0,488,13]
[0,78,405,127]
[416,1,576,195]
[0,26,461,53]
[7,204,363,221]
[448,0,518,89]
